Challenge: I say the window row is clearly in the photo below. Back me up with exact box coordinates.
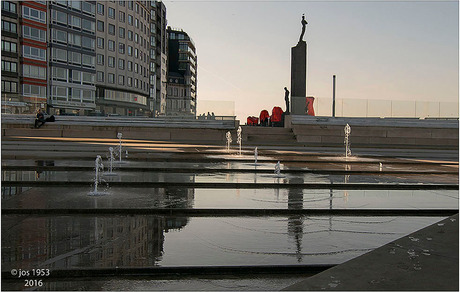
[97,71,148,90]
[54,30,95,50]
[23,64,46,79]
[23,26,46,42]
[52,48,95,68]
[1,81,18,93]
[22,6,46,23]
[97,2,149,22]
[2,1,17,14]
[23,84,46,99]
[1,60,17,73]
[2,20,17,33]
[53,1,95,16]
[52,86,95,103]
[2,41,17,53]
[104,88,148,106]
[23,45,46,61]
[52,67,95,85]
[52,10,95,33]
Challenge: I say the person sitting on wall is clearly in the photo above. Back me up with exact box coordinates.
[34,108,46,129]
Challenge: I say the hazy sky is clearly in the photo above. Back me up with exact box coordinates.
[163,0,459,119]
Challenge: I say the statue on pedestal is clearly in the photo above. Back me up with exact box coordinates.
[299,14,308,43]
[284,87,290,113]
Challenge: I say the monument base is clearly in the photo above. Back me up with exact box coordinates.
[291,96,306,115]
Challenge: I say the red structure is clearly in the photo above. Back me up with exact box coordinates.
[271,106,284,123]
[306,97,315,116]
[247,116,259,126]
[259,110,270,126]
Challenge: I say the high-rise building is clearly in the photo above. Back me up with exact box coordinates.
[149,0,167,117]
[48,0,96,115]
[2,1,43,114]
[166,27,197,117]
[94,0,150,116]
[1,1,194,117]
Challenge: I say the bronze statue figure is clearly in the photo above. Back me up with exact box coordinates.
[299,14,308,43]
[284,87,290,113]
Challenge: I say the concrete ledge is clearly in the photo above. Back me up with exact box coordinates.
[283,214,459,291]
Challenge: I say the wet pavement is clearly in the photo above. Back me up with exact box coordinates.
[1,136,458,291]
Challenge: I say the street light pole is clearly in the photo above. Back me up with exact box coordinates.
[332,75,336,117]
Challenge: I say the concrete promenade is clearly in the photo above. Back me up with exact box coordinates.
[284,214,459,291]
[2,114,458,151]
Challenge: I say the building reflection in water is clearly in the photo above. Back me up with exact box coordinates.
[1,174,195,270]
[287,176,304,263]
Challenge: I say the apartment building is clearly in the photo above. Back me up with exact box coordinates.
[1,0,194,117]
[166,27,197,117]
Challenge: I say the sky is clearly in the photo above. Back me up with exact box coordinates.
[163,0,459,119]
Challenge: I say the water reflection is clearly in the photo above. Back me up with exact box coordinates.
[2,215,187,270]
[287,177,304,263]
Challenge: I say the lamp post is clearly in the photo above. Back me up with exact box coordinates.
[332,75,336,118]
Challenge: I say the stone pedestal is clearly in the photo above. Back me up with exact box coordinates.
[291,41,307,115]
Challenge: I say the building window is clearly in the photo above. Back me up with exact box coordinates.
[82,19,95,33]
[134,33,138,43]
[82,36,95,50]
[108,7,115,19]
[52,47,67,62]
[68,15,81,29]
[52,67,68,82]
[118,58,125,70]
[23,84,46,98]
[108,24,115,35]
[119,27,125,39]
[128,46,133,56]
[119,11,125,22]
[128,30,133,41]
[108,73,115,84]
[68,51,82,65]
[118,75,125,85]
[2,20,17,33]
[52,29,67,44]
[1,61,17,73]
[82,72,95,85]
[82,54,95,68]
[82,1,95,16]
[69,1,81,10]
[128,61,132,71]
[127,77,132,86]
[119,43,125,54]
[97,3,104,15]
[128,14,133,25]
[1,81,18,93]
[24,26,46,42]
[68,33,82,47]
[97,20,104,32]
[128,1,133,10]
[23,65,46,80]
[134,48,138,58]
[108,56,115,68]
[97,71,104,82]
[23,6,46,23]
[108,40,115,51]
[52,10,67,25]
[119,1,125,7]
[97,54,104,65]
[97,37,104,49]
[2,1,17,14]
[23,45,45,60]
